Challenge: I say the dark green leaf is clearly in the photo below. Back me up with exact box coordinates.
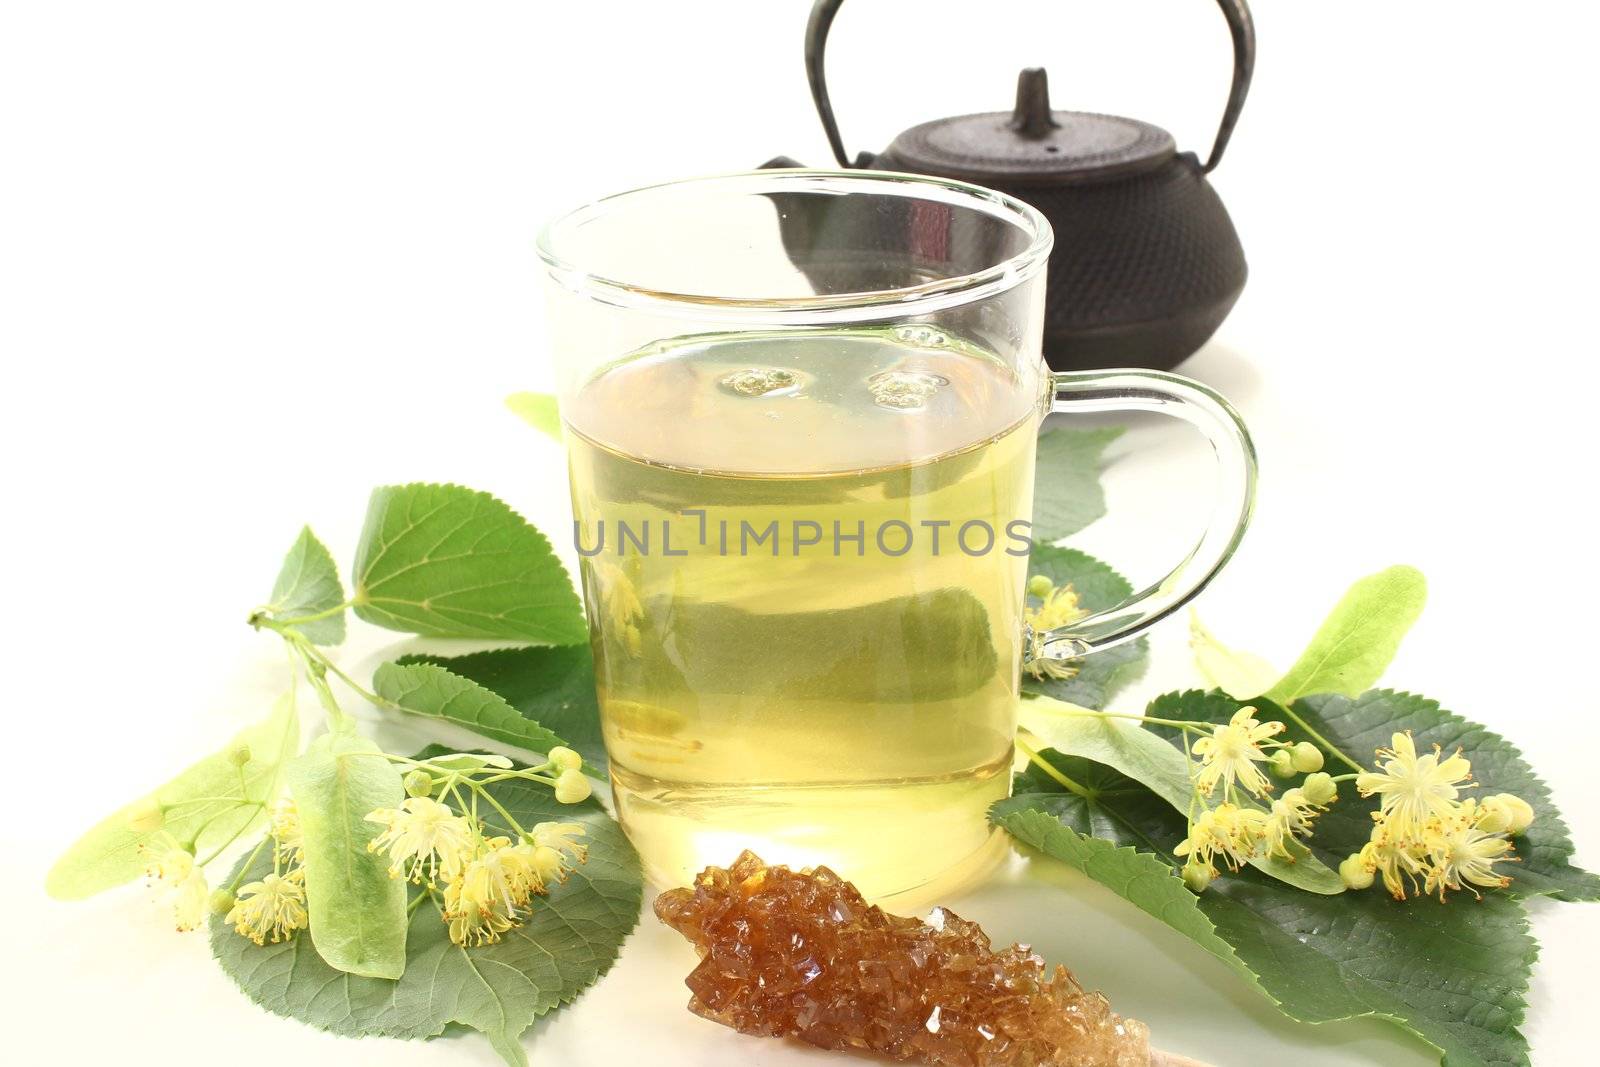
[996,753,1539,1067]
[212,756,642,1067]
[352,483,586,645]
[263,526,347,645]
[286,732,408,978]
[1022,544,1147,710]
[1030,426,1122,543]
[373,660,570,762]
[47,696,299,900]
[398,645,606,775]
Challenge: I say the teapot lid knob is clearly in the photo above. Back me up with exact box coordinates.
[1009,68,1059,139]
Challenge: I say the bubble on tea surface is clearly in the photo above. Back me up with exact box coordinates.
[893,324,951,348]
[719,367,802,398]
[867,369,950,411]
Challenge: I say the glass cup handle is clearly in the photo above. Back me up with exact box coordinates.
[1030,370,1259,664]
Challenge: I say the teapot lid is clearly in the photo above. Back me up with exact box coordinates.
[881,68,1175,186]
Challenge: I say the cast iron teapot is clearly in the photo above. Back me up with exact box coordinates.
[770,0,1255,371]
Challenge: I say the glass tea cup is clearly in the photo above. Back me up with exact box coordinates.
[538,170,1254,901]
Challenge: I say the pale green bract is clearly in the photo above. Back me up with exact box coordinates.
[260,526,347,645]
[286,731,409,979]
[46,695,300,900]
[373,660,571,761]
[1264,564,1427,703]
[1017,695,1344,894]
[212,761,642,1067]
[352,483,586,645]
[1188,611,1277,699]
[505,391,562,440]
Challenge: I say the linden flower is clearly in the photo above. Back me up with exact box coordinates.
[458,837,546,913]
[270,797,303,863]
[366,796,475,884]
[1024,579,1085,682]
[594,561,644,658]
[1191,707,1284,799]
[442,870,518,947]
[1175,803,1267,873]
[1359,824,1429,900]
[140,832,211,931]
[1421,800,1516,900]
[1261,787,1325,860]
[1356,731,1473,839]
[227,868,308,945]
[530,821,588,864]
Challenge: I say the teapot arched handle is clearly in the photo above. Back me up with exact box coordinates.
[804,0,1255,174]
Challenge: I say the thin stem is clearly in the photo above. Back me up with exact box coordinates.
[271,601,354,627]
[226,835,273,893]
[1014,736,1092,799]
[1328,773,1361,784]
[192,802,266,867]
[1278,706,1368,774]
[471,781,529,839]
[407,891,428,917]
[1027,702,1212,733]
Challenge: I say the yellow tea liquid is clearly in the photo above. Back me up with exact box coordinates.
[565,326,1039,900]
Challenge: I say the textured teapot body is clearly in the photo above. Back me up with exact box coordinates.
[791,0,1256,372]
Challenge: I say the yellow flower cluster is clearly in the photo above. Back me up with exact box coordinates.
[1176,706,1336,889]
[140,832,212,932]
[365,747,591,947]
[1344,732,1532,900]
[1023,576,1086,681]
[226,797,309,945]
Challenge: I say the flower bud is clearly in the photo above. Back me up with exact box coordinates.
[209,888,237,915]
[227,743,253,767]
[126,797,165,834]
[554,768,592,804]
[1289,741,1324,774]
[1267,750,1296,779]
[1484,793,1535,835]
[1180,861,1215,893]
[403,769,435,798]
[1301,772,1338,807]
[547,746,583,772]
[1339,853,1374,890]
[1027,575,1054,599]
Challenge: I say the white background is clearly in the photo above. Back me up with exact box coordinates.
[3,1,1597,1064]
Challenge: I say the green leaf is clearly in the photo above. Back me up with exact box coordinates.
[505,392,562,440]
[352,483,586,645]
[996,754,1539,1067]
[261,526,347,645]
[1145,687,1600,903]
[399,644,606,775]
[1017,695,1343,894]
[1188,611,1276,699]
[373,661,570,762]
[211,754,642,1067]
[1265,565,1427,703]
[1022,544,1148,710]
[1030,426,1122,543]
[285,732,408,978]
[47,696,299,900]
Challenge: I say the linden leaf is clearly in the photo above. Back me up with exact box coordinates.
[47,695,299,900]
[399,644,607,774]
[1265,565,1427,703]
[505,391,562,440]
[286,732,408,978]
[1144,688,1600,902]
[1030,426,1122,543]
[1017,695,1343,895]
[352,483,586,645]
[373,660,571,764]
[260,526,347,645]
[995,752,1539,1067]
[211,759,642,1067]
[1022,544,1148,710]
